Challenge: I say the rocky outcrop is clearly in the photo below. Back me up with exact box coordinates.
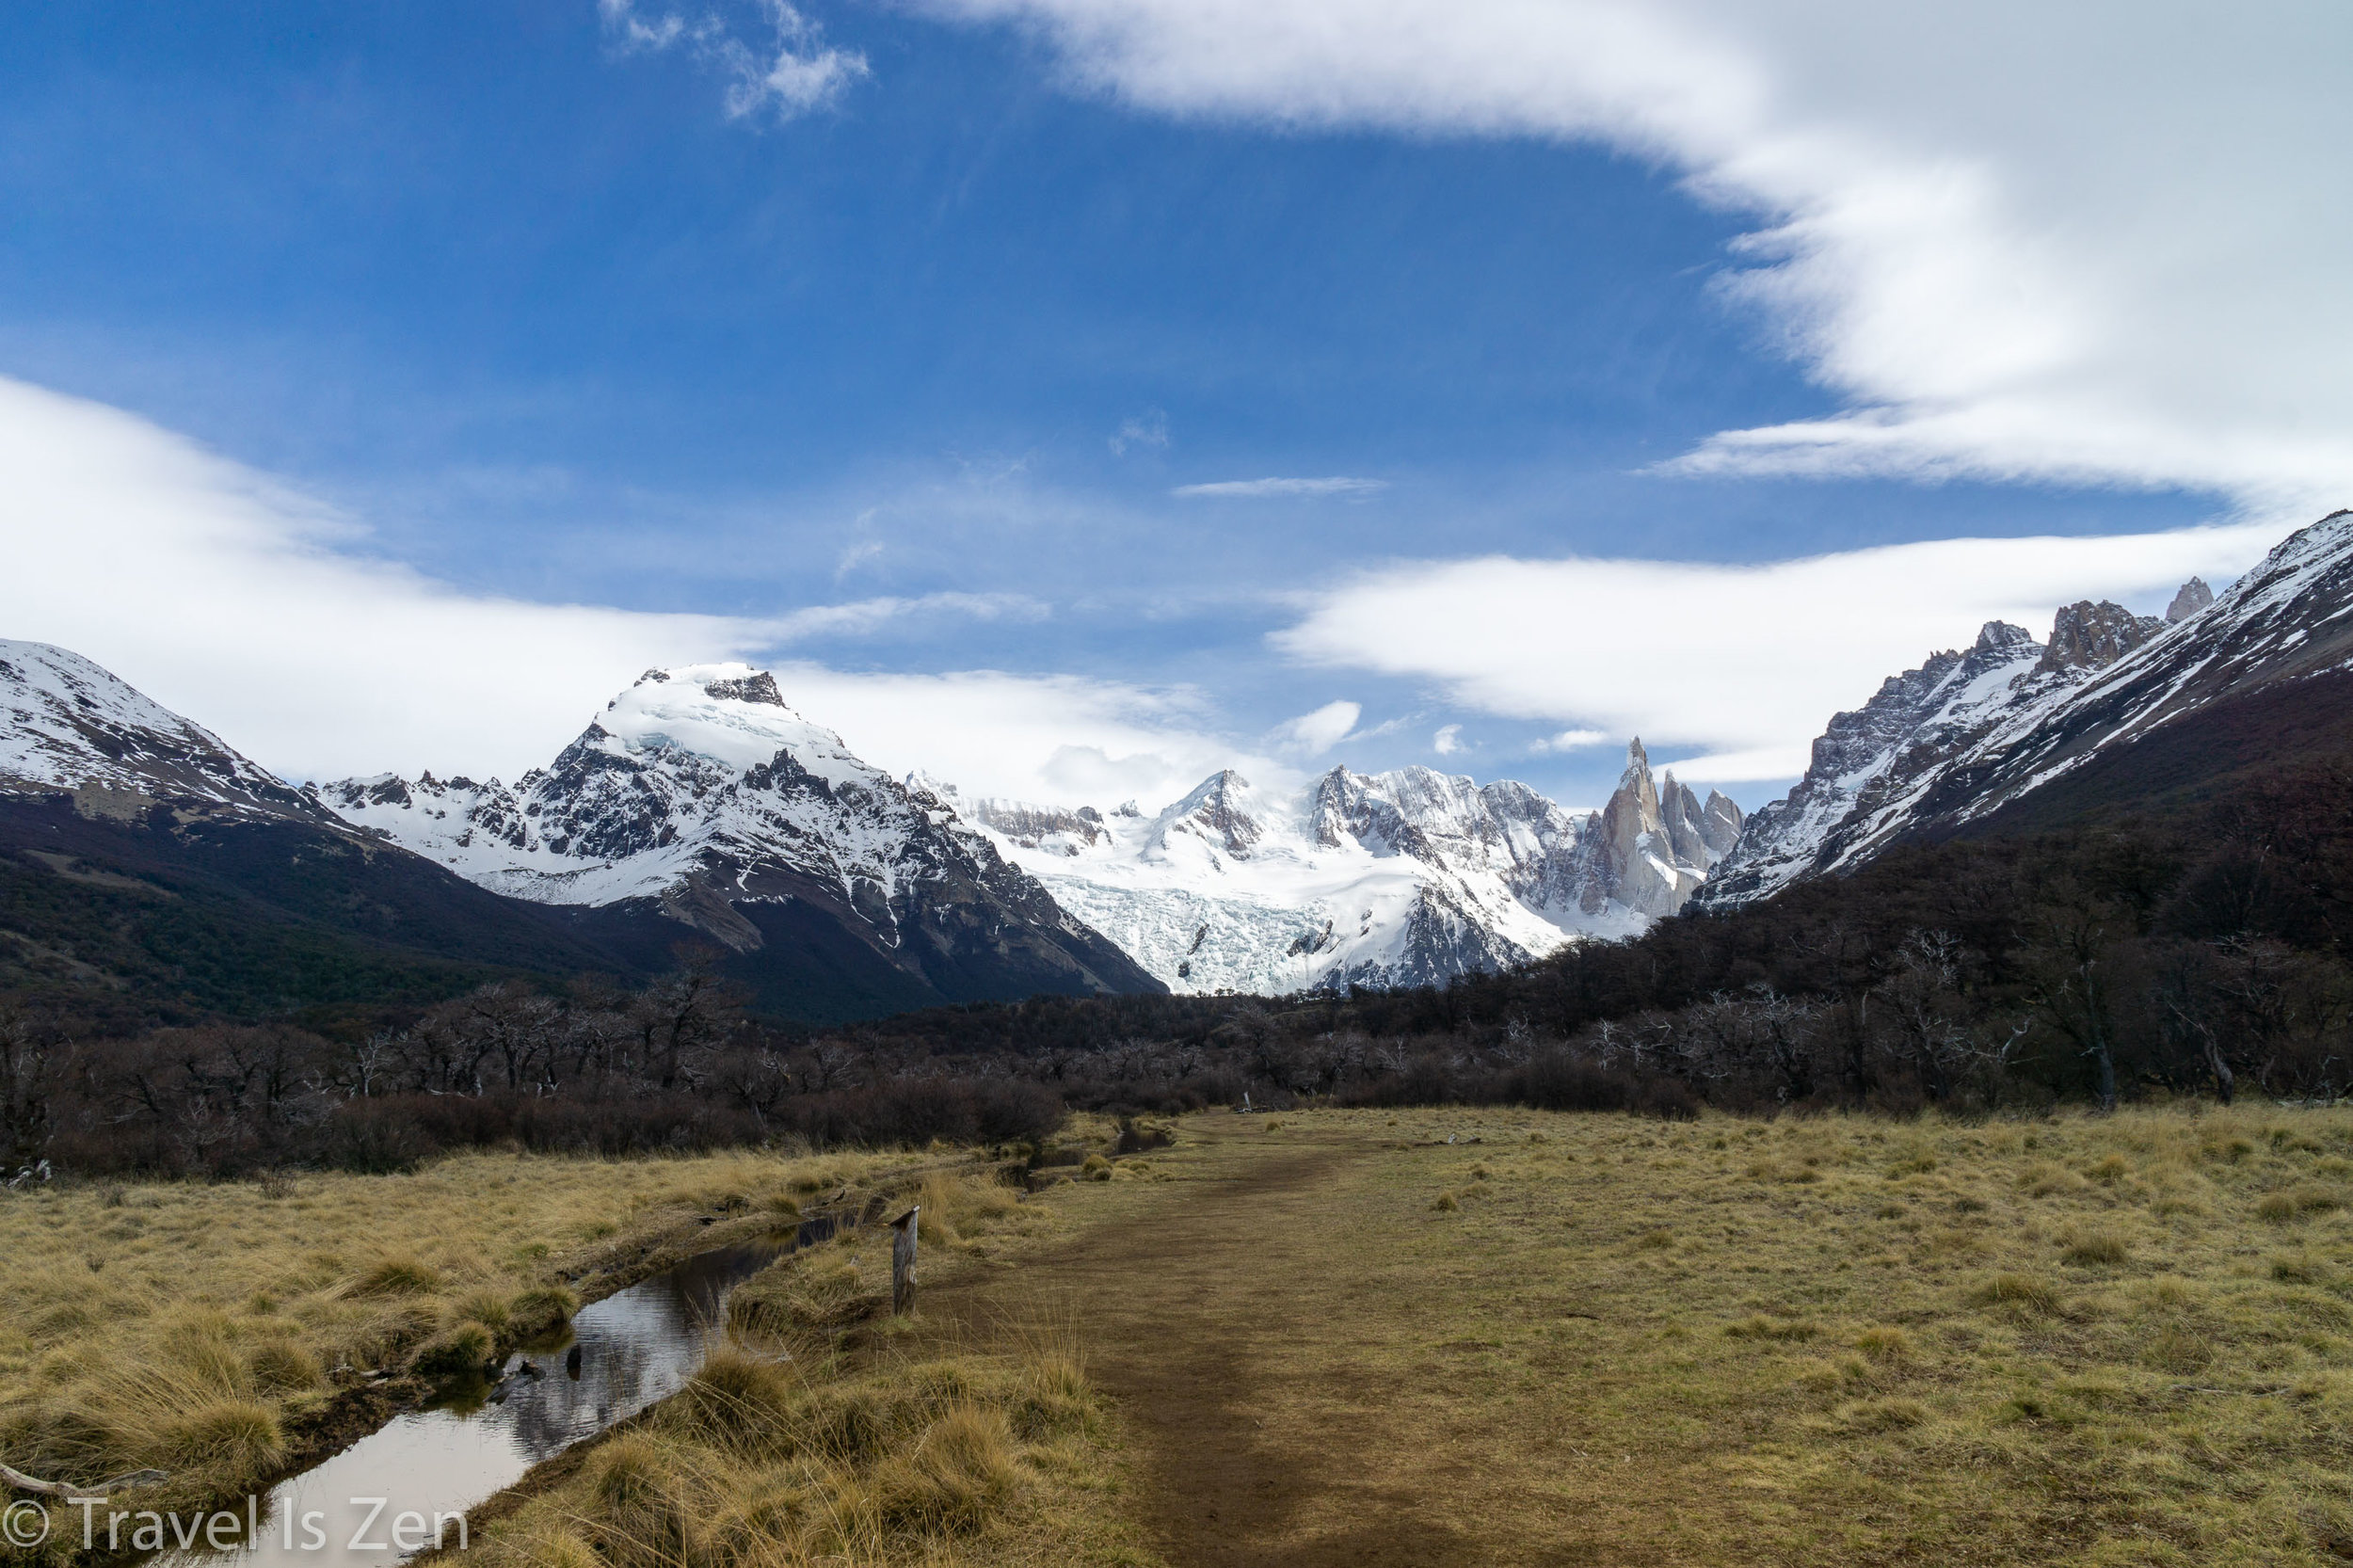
[2037,600,2166,674]
[957,798,1108,855]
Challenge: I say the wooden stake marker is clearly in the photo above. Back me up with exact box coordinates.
[889,1206,920,1316]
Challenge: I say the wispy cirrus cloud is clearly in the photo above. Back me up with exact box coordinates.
[600,0,869,122]
[772,592,1048,641]
[1109,410,1170,456]
[917,0,2353,520]
[1267,698,1361,757]
[1172,476,1387,499]
[1529,728,1609,754]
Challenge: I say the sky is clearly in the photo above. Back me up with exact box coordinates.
[0,1,2345,812]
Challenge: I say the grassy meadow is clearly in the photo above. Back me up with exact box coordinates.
[943,1105,2353,1567]
[8,1105,2353,1566]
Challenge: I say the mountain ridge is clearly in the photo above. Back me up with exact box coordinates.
[1701,509,2353,909]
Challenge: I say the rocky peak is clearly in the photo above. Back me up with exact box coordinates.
[2038,600,2166,674]
[2166,577,2215,623]
[1595,739,1711,918]
[1657,773,1709,869]
[1975,620,2037,655]
[1160,769,1263,858]
[320,665,1162,1004]
[1702,788,1746,858]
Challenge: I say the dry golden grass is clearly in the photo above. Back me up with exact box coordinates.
[946,1103,2353,1567]
[21,1104,2353,1566]
[472,1328,1142,1568]
[470,1160,1155,1568]
[0,1147,952,1506]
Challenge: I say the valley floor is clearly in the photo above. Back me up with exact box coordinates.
[958,1106,2353,1567]
[8,1105,2353,1566]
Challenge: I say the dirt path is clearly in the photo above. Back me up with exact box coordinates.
[929,1120,1531,1568]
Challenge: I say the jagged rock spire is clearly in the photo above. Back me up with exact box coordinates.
[2167,577,2215,623]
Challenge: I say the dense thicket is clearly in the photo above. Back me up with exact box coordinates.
[8,761,2351,1178]
[0,969,1062,1178]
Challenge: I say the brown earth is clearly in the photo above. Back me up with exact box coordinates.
[923,1118,1595,1568]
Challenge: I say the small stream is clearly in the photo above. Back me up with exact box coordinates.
[147,1235,813,1568]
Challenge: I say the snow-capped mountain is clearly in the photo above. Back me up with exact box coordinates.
[947,741,1741,993]
[0,641,677,1005]
[318,664,1160,1004]
[0,639,317,822]
[1700,510,2353,907]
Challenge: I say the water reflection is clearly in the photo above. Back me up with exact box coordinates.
[157,1241,787,1568]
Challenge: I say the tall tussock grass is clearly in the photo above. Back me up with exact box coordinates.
[476,1335,1103,1568]
[0,1144,979,1507]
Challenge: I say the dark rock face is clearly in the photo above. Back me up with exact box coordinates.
[2037,600,2166,674]
[700,672,787,707]
[1383,883,1530,989]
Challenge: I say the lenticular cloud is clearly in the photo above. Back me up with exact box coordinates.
[1274,524,2284,781]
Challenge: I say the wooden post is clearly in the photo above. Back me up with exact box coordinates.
[889,1207,920,1316]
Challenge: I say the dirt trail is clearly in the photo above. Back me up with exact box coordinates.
[928,1122,1522,1568]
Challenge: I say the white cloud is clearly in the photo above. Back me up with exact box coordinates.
[600,0,868,122]
[1529,728,1609,754]
[772,592,1048,641]
[1275,523,2286,782]
[761,664,1292,807]
[1267,698,1361,757]
[918,0,2353,518]
[598,0,684,49]
[1109,410,1170,456]
[1432,723,1462,755]
[0,376,1253,802]
[1173,476,1388,499]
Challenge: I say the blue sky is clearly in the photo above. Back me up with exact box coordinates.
[1,1,2342,809]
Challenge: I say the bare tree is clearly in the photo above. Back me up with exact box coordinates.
[0,1009,58,1175]
[1878,931,1977,1102]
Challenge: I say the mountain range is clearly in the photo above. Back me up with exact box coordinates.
[315,665,1157,1016]
[11,508,2353,1024]
[0,647,1156,1022]
[943,743,1739,992]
